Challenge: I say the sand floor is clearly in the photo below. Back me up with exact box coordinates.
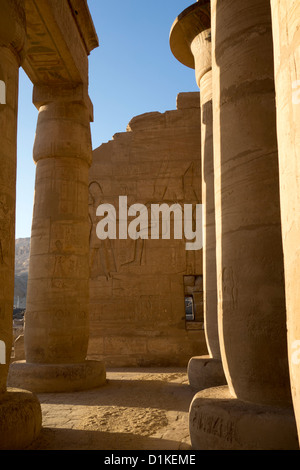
[27,368,196,451]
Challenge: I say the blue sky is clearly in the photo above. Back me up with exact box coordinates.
[16,0,198,239]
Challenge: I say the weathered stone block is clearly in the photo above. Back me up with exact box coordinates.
[176,92,200,109]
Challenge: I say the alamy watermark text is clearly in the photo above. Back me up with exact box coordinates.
[0,340,5,365]
[95,196,203,251]
[0,80,6,104]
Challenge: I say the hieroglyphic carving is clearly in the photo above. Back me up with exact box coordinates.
[183,161,201,202]
[0,241,4,265]
[0,198,13,268]
[119,200,154,269]
[153,159,200,203]
[24,1,71,84]
[89,159,201,278]
[222,266,238,311]
[89,181,117,279]
[191,409,236,444]
[51,240,69,289]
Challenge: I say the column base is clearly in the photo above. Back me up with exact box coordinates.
[189,385,299,450]
[188,356,227,390]
[7,360,106,393]
[0,388,42,450]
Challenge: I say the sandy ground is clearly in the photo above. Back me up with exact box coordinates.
[27,368,196,451]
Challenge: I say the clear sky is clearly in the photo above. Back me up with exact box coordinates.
[16,0,198,239]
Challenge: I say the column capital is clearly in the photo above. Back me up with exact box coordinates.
[0,0,26,64]
[170,1,211,68]
[32,83,94,122]
[32,84,93,166]
[191,29,212,87]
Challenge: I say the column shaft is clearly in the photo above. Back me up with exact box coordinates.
[199,69,220,359]
[0,1,42,451]
[212,0,291,406]
[0,46,19,393]
[270,0,300,438]
[170,2,226,389]
[0,0,26,394]
[25,97,92,364]
[191,28,221,359]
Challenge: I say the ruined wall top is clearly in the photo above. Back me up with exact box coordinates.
[126,92,200,132]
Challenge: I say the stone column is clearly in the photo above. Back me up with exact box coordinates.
[170,1,226,390]
[0,0,42,450]
[8,85,106,393]
[270,0,300,443]
[188,0,298,449]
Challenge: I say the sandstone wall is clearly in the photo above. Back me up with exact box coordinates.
[87,92,207,367]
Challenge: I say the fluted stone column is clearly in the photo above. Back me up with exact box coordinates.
[170,1,226,390]
[0,0,42,450]
[270,0,300,443]
[188,0,298,449]
[8,85,106,393]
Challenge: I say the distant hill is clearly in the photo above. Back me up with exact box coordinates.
[14,238,30,309]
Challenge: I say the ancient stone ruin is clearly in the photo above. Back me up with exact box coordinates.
[0,0,300,451]
[88,92,206,368]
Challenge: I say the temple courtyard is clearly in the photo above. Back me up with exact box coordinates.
[24,368,194,451]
